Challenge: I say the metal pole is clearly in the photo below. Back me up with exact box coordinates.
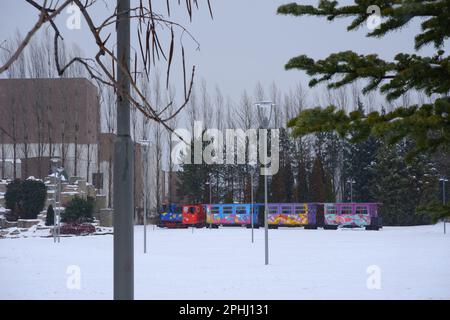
[443,179,446,234]
[209,182,212,229]
[264,171,268,265]
[114,0,134,300]
[53,174,57,243]
[143,145,147,253]
[251,173,254,243]
[57,173,61,243]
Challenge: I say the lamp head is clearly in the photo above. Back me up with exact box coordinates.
[254,101,275,129]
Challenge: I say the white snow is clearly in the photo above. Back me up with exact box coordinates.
[0,224,449,300]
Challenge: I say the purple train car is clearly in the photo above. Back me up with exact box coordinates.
[323,203,382,230]
[266,203,319,229]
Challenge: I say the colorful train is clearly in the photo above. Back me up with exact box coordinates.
[159,202,382,230]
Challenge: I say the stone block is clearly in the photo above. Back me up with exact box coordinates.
[86,184,97,198]
[4,220,18,228]
[94,195,107,213]
[69,176,83,184]
[17,219,40,228]
[77,180,87,192]
[96,208,113,227]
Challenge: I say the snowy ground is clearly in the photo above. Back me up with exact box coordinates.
[1,224,449,300]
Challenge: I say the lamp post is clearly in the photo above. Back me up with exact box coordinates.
[250,171,254,243]
[140,140,150,253]
[114,0,134,300]
[347,179,356,203]
[205,180,212,228]
[440,177,448,234]
[254,101,275,266]
[50,158,63,244]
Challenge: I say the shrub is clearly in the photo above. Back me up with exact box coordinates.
[46,204,55,226]
[5,179,47,221]
[62,196,94,223]
[60,223,96,235]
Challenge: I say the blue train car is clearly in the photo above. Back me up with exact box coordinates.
[206,203,260,228]
[159,203,183,228]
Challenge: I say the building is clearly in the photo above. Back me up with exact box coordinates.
[0,78,100,180]
[0,78,143,212]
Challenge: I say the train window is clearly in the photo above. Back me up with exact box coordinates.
[236,206,247,214]
[281,206,292,214]
[223,206,233,214]
[326,205,336,214]
[174,206,182,214]
[356,206,368,215]
[269,207,278,214]
[211,207,220,214]
[341,206,353,215]
[188,207,196,214]
[294,206,306,214]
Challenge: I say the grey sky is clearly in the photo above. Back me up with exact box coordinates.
[0,1,445,105]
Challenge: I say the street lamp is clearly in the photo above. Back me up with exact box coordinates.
[205,179,212,229]
[347,179,356,203]
[439,177,448,234]
[250,171,254,243]
[140,140,150,253]
[254,101,275,266]
[50,158,63,244]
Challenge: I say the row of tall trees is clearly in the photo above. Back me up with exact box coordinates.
[173,79,447,225]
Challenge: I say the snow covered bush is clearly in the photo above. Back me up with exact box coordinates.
[4,179,47,221]
[61,196,94,223]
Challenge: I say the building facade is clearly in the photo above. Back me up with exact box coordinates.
[0,78,145,212]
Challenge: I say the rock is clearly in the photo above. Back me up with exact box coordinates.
[94,195,107,213]
[69,176,83,184]
[4,220,18,228]
[77,180,87,193]
[17,219,40,228]
[86,184,97,198]
[96,208,114,227]
[9,228,20,235]
[61,192,85,206]
[0,182,7,193]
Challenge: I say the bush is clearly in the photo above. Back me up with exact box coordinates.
[46,205,54,226]
[5,179,47,221]
[62,196,94,223]
[60,223,96,235]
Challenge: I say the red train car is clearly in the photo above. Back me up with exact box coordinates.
[182,204,207,228]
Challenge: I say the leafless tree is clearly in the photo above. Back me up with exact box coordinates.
[0,0,213,142]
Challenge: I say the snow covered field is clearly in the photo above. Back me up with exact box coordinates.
[1,224,449,300]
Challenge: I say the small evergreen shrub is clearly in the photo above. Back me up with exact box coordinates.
[46,204,55,226]
[62,196,94,223]
[5,179,47,221]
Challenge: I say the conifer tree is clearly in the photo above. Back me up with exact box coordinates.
[279,0,450,216]
[369,141,438,225]
[309,157,327,202]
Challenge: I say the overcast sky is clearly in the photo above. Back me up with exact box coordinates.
[0,1,446,105]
